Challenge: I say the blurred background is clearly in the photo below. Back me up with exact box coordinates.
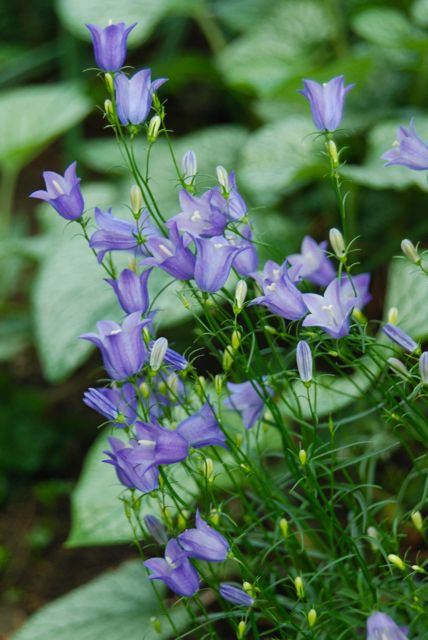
[2,0,428,636]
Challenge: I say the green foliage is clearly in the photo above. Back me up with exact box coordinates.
[383,257,428,337]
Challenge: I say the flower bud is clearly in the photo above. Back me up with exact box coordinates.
[383,323,417,353]
[147,115,161,143]
[210,510,220,526]
[214,374,223,396]
[387,307,399,325]
[412,564,425,573]
[294,576,305,599]
[231,330,241,351]
[419,352,428,384]
[279,517,289,539]
[299,449,307,465]
[326,139,339,167]
[177,510,189,531]
[195,375,206,401]
[181,150,197,186]
[296,340,313,383]
[387,553,406,571]
[150,337,168,371]
[139,381,151,399]
[234,279,247,312]
[411,511,423,533]
[329,228,346,258]
[237,621,246,640]
[401,239,420,264]
[104,98,114,120]
[216,165,230,193]
[387,357,408,377]
[104,72,114,93]
[202,457,215,483]
[367,526,379,551]
[130,184,142,215]
[223,345,234,371]
[243,582,255,597]
[307,608,317,628]
[144,515,168,545]
[150,617,162,634]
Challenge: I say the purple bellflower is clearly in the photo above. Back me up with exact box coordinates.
[366,612,408,640]
[86,22,136,71]
[104,436,159,493]
[90,208,158,263]
[177,402,226,449]
[127,420,189,470]
[382,323,418,353]
[83,383,137,427]
[339,273,371,310]
[299,75,354,132]
[30,161,84,220]
[250,270,308,321]
[178,511,229,562]
[106,268,152,314]
[114,70,167,126]
[142,222,195,280]
[80,312,148,380]
[216,169,247,220]
[302,278,355,339]
[193,236,244,293]
[224,380,273,429]
[219,583,254,607]
[225,226,258,276]
[382,119,428,170]
[144,538,200,597]
[287,236,335,286]
[251,259,285,287]
[167,189,228,238]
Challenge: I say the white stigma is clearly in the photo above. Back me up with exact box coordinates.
[191,209,201,221]
[266,282,277,293]
[159,243,174,257]
[52,180,65,195]
[272,268,280,279]
[392,140,400,148]
[137,439,156,448]
[214,242,224,249]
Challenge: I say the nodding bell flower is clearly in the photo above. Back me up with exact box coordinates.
[302,278,355,339]
[114,70,167,126]
[178,510,229,562]
[83,383,137,427]
[382,323,418,353]
[219,583,254,607]
[382,119,428,171]
[299,75,354,132]
[106,268,152,315]
[144,538,200,597]
[287,236,335,286]
[167,188,228,238]
[366,612,408,640]
[143,222,195,281]
[86,21,136,71]
[193,235,245,293]
[30,162,84,220]
[177,402,226,449]
[144,515,168,545]
[250,269,308,322]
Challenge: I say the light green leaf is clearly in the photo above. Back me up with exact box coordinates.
[238,116,323,205]
[383,257,428,338]
[0,83,91,172]
[341,117,428,191]
[217,0,335,96]
[214,0,279,33]
[412,0,428,26]
[12,560,190,640]
[351,7,425,49]
[56,0,173,46]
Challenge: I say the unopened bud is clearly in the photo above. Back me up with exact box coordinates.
[139,381,151,399]
[130,184,142,215]
[307,608,317,628]
[214,374,223,396]
[202,458,215,483]
[104,98,114,119]
[296,340,312,383]
[234,279,247,312]
[231,329,241,350]
[181,150,197,186]
[327,139,339,167]
[237,621,246,640]
[177,510,189,531]
[387,553,406,571]
[150,617,162,634]
[196,375,206,400]
[329,228,346,258]
[147,115,161,143]
[210,510,220,526]
[279,517,289,539]
[367,526,379,551]
[150,337,168,371]
[412,564,425,573]
[419,352,428,384]
[401,239,420,264]
[387,357,408,377]
[223,345,234,371]
[104,72,114,93]
[243,582,254,597]
[298,449,307,466]
[216,165,230,193]
[411,511,424,533]
[352,308,366,324]
[294,576,305,599]
[388,307,399,325]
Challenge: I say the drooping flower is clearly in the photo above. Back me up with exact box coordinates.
[287,236,335,286]
[144,538,200,597]
[219,583,254,607]
[30,161,84,220]
[142,221,195,281]
[127,420,189,469]
[167,189,228,238]
[250,270,308,321]
[86,22,136,72]
[299,75,354,132]
[366,612,408,640]
[90,208,158,263]
[178,511,229,562]
[177,402,226,449]
[225,226,258,276]
[382,119,428,170]
[114,70,167,126]
[224,380,273,429]
[83,383,137,427]
[106,268,152,314]
[302,278,355,338]
[80,312,148,380]
[296,340,313,383]
[193,236,244,293]
[382,323,418,353]
[103,436,159,493]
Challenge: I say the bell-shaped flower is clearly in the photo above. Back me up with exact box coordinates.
[299,75,354,132]
[302,278,355,338]
[250,270,308,321]
[144,538,200,597]
[167,189,228,238]
[339,273,371,310]
[143,222,195,280]
[193,236,244,293]
[114,70,167,126]
[30,161,84,220]
[83,383,137,427]
[224,380,273,429]
[287,236,335,286]
[177,402,226,449]
[80,312,148,380]
[103,436,159,493]
[251,259,285,287]
[86,22,136,71]
[366,612,408,640]
[382,323,418,353]
[178,511,229,561]
[382,119,428,170]
[219,583,254,607]
[127,420,189,469]
[90,208,158,262]
[225,226,258,276]
[106,268,152,314]
[215,169,247,220]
